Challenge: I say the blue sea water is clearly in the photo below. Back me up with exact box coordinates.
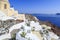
[32,14,60,28]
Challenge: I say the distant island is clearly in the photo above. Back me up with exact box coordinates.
[56,13,60,15]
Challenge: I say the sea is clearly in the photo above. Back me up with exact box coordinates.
[31,14,60,28]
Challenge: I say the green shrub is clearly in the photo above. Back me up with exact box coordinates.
[26,23,30,26]
[32,27,35,31]
[20,32,26,38]
[11,34,16,40]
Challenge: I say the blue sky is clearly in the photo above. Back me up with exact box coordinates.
[9,0,60,14]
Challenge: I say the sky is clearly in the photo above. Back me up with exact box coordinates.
[9,0,60,14]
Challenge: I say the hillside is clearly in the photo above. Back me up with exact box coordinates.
[0,11,60,40]
[25,14,60,36]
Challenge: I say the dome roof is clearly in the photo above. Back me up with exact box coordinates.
[0,10,6,17]
[0,10,14,21]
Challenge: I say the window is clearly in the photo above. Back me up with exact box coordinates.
[4,4,7,9]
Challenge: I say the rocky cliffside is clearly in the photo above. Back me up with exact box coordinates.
[42,21,60,36]
[25,14,39,22]
[25,14,60,36]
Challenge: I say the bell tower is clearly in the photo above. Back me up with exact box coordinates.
[0,0,10,15]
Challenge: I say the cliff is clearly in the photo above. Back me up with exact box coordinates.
[25,14,39,22]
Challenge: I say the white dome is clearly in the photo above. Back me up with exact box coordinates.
[0,10,6,17]
[0,10,14,21]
